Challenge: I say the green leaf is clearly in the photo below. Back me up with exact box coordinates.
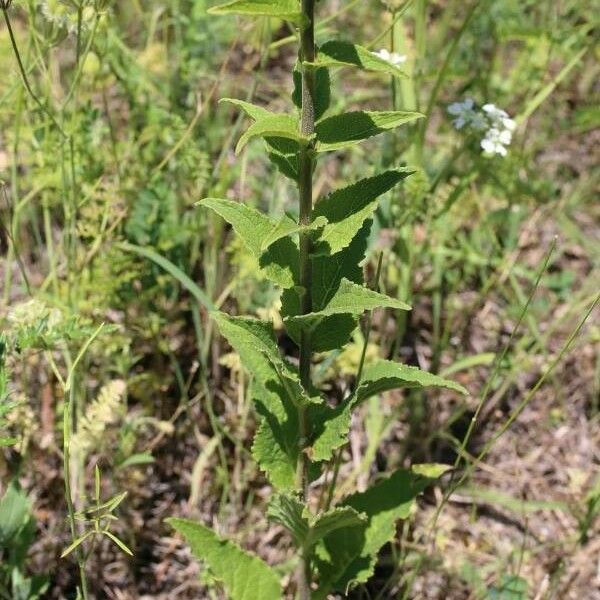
[309,363,465,465]
[285,278,411,332]
[267,494,308,546]
[315,465,451,594]
[220,98,270,120]
[102,530,134,556]
[310,506,366,547]
[308,401,354,462]
[357,359,469,401]
[199,198,298,288]
[208,0,304,23]
[267,494,365,549]
[0,484,30,544]
[266,149,299,181]
[236,114,304,154]
[310,40,408,79]
[281,221,371,352]
[252,395,299,491]
[167,518,282,600]
[215,313,317,490]
[315,111,424,152]
[60,531,94,558]
[313,170,412,255]
[488,575,528,600]
[116,453,155,470]
[221,99,302,180]
[260,215,327,253]
[214,313,317,409]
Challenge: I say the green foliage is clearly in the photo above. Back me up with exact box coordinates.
[314,465,451,595]
[313,170,413,255]
[180,2,468,597]
[200,198,299,288]
[61,467,132,561]
[315,110,424,151]
[172,8,472,600]
[357,359,469,401]
[208,0,305,24]
[488,575,528,600]
[236,113,304,154]
[268,494,366,549]
[311,40,409,79]
[281,220,372,352]
[167,518,282,600]
[0,336,16,448]
[0,484,48,599]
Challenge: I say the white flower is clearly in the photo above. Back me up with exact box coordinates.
[40,0,95,33]
[449,98,516,157]
[481,127,509,156]
[482,103,509,120]
[373,49,407,66]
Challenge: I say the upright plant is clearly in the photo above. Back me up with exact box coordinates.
[168,1,467,598]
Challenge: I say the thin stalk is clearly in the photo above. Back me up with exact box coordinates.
[295,2,317,598]
[2,5,66,138]
[63,381,90,600]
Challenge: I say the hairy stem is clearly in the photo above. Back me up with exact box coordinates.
[296,1,316,598]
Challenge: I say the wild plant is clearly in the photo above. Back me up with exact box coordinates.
[168,1,467,598]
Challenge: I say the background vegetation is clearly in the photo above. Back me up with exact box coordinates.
[0,0,598,598]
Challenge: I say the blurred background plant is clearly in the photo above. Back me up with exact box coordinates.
[0,0,598,597]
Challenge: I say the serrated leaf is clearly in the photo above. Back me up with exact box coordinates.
[285,278,411,332]
[315,111,424,152]
[237,114,304,154]
[309,506,366,547]
[221,99,301,179]
[309,363,465,464]
[266,150,299,181]
[313,170,412,255]
[220,98,270,120]
[252,400,298,491]
[167,518,282,600]
[308,400,353,462]
[260,215,327,253]
[357,360,468,401]
[315,465,450,594]
[268,494,365,549]
[214,313,317,408]
[281,221,371,351]
[199,198,298,287]
[310,40,408,79]
[208,0,304,23]
[293,66,331,121]
[267,494,308,546]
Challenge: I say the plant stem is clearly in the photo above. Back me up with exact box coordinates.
[296,1,316,598]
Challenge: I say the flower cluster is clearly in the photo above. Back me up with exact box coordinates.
[373,48,407,66]
[448,98,516,157]
[40,0,96,33]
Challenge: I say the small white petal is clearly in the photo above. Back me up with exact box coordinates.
[390,53,407,65]
[481,138,495,153]
[503,117,516,131]
[374,49,391,61]
[499,129,512,144]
